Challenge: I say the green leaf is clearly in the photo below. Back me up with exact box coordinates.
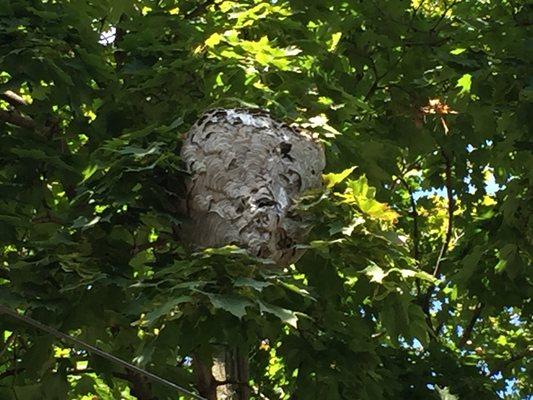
[117,143,162,158]
[142,296,193,326]
[205,32,223,48]
[456,73,472,95]
[12,385,42,400]
[435,386,459,400]
[258,301,299,328]
[323,167,356,188]
[1,1,531,397]
[363,264,386,284]
[129,249,155,269]
[234,277,272,291]
[207,293,253,319]
[71,216,100,229]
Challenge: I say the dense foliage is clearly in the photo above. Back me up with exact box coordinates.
[0,0,531,399]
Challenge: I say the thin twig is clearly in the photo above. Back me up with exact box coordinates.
[408,0,428,32]
[185,0,215,20]
[398,176,421,262]
[364,58,401,101]
[414,0,428,15]
[432,148,454,277]
[422,147,454,325]
[364,59,381,101]
[430,0,459,31]
[506,0,520,24]
[398,175,423,297]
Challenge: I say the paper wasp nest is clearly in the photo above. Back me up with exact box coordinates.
[180,108,325,266]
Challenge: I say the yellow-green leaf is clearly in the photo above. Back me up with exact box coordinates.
[323,167,356,188]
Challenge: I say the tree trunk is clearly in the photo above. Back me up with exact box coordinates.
[213,346,249,400]
[193,354,217,400]
[194,347,249,400]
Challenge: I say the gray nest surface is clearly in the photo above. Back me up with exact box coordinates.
[180,108,325,266]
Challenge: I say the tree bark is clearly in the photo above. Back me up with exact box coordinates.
[213,346,249,400]
[193,354,217,400]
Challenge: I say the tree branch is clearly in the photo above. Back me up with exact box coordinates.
[0,367,23,380]
[0,89,62,138]
[0,269,9,280]
[487,347,533,377]
[0,90,36,129]
[0,109,37,130]
[114,370,157,400]
[414,0,428,15]
[114,20,127,68]
[398,176,421,262]
[67,368,95,375]
[214,378,249,387]
[1,91,27,107]
[457,302,484,348]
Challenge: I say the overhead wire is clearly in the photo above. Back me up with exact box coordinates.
[0,304,207,400]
